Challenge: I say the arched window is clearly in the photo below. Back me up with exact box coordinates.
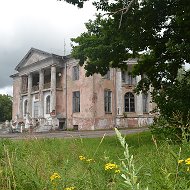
[124,92,135,112]
[46,95,50,114]
[24,99,28,115]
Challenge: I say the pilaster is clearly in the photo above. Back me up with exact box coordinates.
[51,65,56,112]
[116,69,123,116]
[136,75,143,115]
[39,69,44,117]
[28,73,32,116]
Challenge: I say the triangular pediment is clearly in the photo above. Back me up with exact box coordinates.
[15,48,51,71]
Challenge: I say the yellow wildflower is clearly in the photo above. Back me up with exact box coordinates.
[50,172,61,182]
[79,155,86,161]
[86,158,94,163]
[105,163,118,171]
[64,187,75,190]
[187,167,190,172]
[178,159,184,164]
[185,158,190,165]
[115,169,121,174]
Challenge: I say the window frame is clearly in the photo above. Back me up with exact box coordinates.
[124,92,135,112]
[73,91,80,113]
[104,89,112,113]
[72,65,79,81]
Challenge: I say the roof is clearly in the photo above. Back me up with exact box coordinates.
[15,47,65,71]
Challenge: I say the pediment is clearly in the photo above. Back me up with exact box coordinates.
[15,48,51,71]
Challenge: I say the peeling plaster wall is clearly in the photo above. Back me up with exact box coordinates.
[93,69,116,129]
[12,76,21,120]
[66,59,95,130]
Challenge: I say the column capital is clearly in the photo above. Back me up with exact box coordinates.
[51,64,56,67]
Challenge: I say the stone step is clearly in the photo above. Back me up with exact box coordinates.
[34,125,52,133]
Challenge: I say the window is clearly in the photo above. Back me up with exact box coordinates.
[73,91,80,112]
[143,93,148,113]
[104,90,112,113]
[124,92,135,112]
[122,71,136,85]
[34,101,39,118]
[103,70,111,80]
[72,65,79,80]
[24,99,28,115]
[46,95,50,114]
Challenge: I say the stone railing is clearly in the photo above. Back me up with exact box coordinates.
[43,82,51,89]
[32,85,39,92]
[22,88,28,94]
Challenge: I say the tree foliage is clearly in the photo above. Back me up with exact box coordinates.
[64,0,190,126]
[0,94,12,122]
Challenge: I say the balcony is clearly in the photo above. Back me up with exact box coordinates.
[32,85,39,92]
[22,88,28,94]
[44,82,51,89]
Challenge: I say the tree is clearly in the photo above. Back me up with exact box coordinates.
[63,0,190,126]
[0,94,12,122]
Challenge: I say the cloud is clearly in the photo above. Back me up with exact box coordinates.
[0,0,96,88]
[0,86,13,96]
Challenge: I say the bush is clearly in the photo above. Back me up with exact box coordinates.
[149,117,182,142]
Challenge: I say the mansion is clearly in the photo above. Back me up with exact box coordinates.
[11,48,154,131]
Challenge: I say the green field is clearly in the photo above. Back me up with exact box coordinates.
[0,131,190,190]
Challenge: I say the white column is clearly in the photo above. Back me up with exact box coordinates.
[28,73,32,116]
[136,75,143,115]
[19,96,23,118]
[115,69,124,128]
[51,65,56,112]
[39,69,44,117]
[19,77,23,118]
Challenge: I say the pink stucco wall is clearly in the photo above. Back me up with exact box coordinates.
[12,76,21,120]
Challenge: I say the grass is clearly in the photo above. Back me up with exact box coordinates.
[0,131,190,189]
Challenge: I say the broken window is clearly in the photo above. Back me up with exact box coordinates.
[104,90,112,113]
[73,91,80,112]
[22,76,28,93]
[124,92,135,112]
[122,71,136,85]
[72,65,79,80]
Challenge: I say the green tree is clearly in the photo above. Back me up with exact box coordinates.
[0,94,12,122]
[63,0,190,127]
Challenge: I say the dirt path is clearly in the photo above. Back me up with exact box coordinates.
[0,127,149,140]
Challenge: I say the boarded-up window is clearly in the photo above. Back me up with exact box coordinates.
[73,91,80,112]
[72,65,79,80]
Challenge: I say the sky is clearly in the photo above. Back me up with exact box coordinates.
[0,0,96,96]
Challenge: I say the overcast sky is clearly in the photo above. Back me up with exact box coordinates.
[0,0,96,95]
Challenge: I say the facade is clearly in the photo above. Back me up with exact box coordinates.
[11,48,154,131]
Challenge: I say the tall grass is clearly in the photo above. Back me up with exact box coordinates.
[0,131,189,189]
